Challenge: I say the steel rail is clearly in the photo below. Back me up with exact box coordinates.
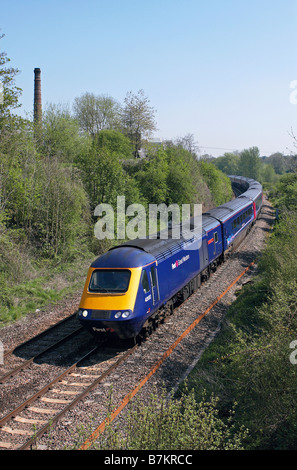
[0,344,100,429]
[0,326,84,384]
[0,338,137,450]
[17,344,138,450]
[2,312,78,359]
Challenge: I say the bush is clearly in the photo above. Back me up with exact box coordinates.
[198,160,233,206]
[92,388,248,450]
[32,157,91,260]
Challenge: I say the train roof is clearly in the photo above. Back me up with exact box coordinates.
[205,196,252,223]
[201,214,221,232]
[176,214,221,234]
[115,232,197,263]
[238,187,263,201]
[228,175,256,187]
[91,246,156,269]
[229,175,262,194]
[111,213,221,263]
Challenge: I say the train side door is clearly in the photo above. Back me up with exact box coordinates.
[213,231,219,255]
[149,264,160,306]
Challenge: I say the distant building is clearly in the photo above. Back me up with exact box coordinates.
[149,137,164,145]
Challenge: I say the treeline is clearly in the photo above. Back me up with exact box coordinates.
[213,146,297,185]
[184,172,297,449]
[0,106,232,262]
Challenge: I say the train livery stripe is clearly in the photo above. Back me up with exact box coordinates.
[80,260,255,450]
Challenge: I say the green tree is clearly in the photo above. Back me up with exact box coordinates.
[0,126,90,260]
[75,136,125,210]
[165,145,196,205]
[266,152,287,174]
[198,160,233,206]
[41,103,91,162]
[0,120,40,234]
[121,89,157,156]
[73,92,121,137]
[260,163,277,184]
[214,152,240,175]
[0,33,22,127]
[33,157,90,259]
[272,172,297,211]
[238,147,261,180]
[95,129,133,159]
[134,148,168,205]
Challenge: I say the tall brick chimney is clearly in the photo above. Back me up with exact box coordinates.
[34,68,42,123]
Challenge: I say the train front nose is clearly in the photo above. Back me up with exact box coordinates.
[78,266,142,338]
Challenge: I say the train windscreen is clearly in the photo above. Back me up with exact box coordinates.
[89,269,131,293]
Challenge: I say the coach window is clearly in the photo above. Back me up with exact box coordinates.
[141,270,150,294]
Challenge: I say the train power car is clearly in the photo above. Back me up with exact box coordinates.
[77,176,263,339]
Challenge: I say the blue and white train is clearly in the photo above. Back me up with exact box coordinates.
[77,176,263,339]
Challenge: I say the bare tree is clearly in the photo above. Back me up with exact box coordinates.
[288,128,297,171]
[175,133,200,158]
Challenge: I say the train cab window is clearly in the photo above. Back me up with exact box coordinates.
[89,269,131,293]
[141,270,150,293]
[214,232,218,243]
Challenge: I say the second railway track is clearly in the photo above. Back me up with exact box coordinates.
[0,314,83,384]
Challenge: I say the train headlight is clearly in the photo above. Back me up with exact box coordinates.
[78,308,89,318]
[114,311,130,319]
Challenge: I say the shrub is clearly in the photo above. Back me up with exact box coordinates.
[93,388,248,450]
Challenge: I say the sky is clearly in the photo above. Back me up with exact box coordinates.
[1,0,297,157]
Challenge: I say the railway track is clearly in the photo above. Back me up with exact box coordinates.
[0,337,137,449]
[0,314,83,384]
[0,199,275,450]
